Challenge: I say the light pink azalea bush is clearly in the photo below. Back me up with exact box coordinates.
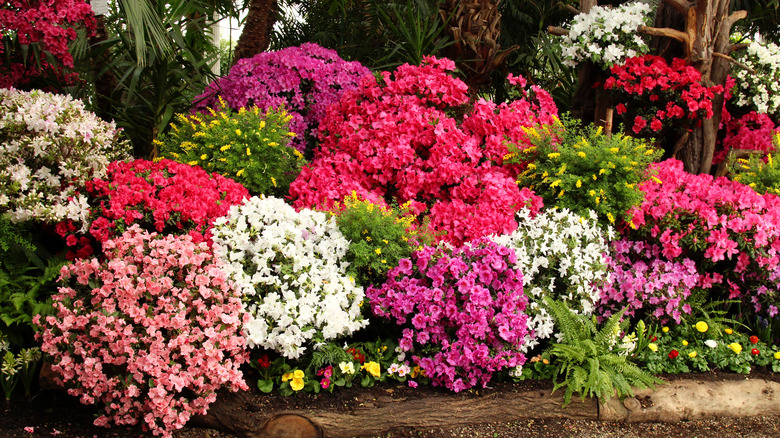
[625,159,780,319]
[35,226,249,437]
[367,240,531,392]
[289,57,554,245]
[194,43,370,155]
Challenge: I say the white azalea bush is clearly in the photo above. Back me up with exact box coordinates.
[491,207,613,351]
[0,88,130,226]
[732,41,780,118]
[211,196,368,359]
[561,2,653,68]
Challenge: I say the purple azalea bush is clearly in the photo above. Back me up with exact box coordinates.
[367,240,531,392]
[193,43,370,155]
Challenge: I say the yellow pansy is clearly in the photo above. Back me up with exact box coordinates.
[362,361,381,378]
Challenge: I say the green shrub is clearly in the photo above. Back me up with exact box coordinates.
[729,141,780,196]
[157,99,304,197]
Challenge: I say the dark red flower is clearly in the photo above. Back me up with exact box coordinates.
[752,348,760,355]
[257,354,271,369]
[668,349,679,359]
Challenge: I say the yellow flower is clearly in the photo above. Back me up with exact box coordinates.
[271,177,277,187]
[651,176,663,184]
[187,160,198,166]
[362,361,381,378]
[599,168,606,175]
[550,179,561,188]
[695,321,709,333]
[662,326,669,333]
[282,372,293,382]
[268,142,279,147]
[774,351,780,360]
[548,152,560,159]
[607,212,615,223]
[220,145,231,152]
[609,147,619,153]
[290,377,304,391]
[576,179,582,188]
[728,343,743,354]
[375,248,382,255]
[558,190,565,198]
[578,151,587,158]
[688,351,697,358]
[246,147,251,156]
[648,343,658,352]
[293,370,304,379]
[682,340,689,346]
[200,154,208,160]
[237,169,245,177]
[724,328,733,335]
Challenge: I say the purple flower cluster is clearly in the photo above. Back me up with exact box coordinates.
[193,43,370,154]
[367,240,531,392]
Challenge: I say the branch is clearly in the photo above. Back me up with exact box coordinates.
[730,42,750,53]
[548,26,569,37]
[713,52,756,74]
[724,10,748,32]
[639,25,689,44]
[660,0,691,16]
[564,4,580,15]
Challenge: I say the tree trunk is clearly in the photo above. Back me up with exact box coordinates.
[232,0,278,65]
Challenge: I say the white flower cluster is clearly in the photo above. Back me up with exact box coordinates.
[733,41,780,118]
[211,196,368,359]
[561,2,653,68]
[0,88,129,226]
[491,208,612,350]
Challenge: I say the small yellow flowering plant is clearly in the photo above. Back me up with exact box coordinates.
[157,98,303,198]
[729,143,780,196]
[508,115,661,228]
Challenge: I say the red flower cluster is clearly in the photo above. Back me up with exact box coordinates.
[668,349,679,359]
[714,111,779,164]
[289,57,553,245]
[0,0,96,87]
[56,159,249,259]
[605,55,723,136]
[347,347,365,364]
[257,354,271,369]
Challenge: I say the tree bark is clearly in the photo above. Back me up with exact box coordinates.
[232,0,278,65]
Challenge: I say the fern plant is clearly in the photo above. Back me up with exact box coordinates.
[543,297,662,406]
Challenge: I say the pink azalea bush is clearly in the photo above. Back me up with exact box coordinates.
[713,110,779,164]
[604,55,723,136]
[289,57,553,245]
[193,43,370,154]
[35,226,249,437]
[598,239,708,324]
[626,159,780,319]
[367,240,531,392]
[55,159,249,259]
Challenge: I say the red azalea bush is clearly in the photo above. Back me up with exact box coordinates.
[604,55,723,136]
[0,0,96,88]
[35,226,249,437]
[625,159,780,319]
[193,43,370,155]
[289,57,553,245]
[713,111,779,164]
[55,159,249,259]
[367,240,531,392]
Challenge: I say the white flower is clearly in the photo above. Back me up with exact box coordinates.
[704,339,718,348]
[733,41,780,118]
[339,361,355,375]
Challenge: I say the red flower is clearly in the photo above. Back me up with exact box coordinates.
[751,348,760,355]
[668,349,679,359]
[257,354,271,369]
[651,336,657,342]
[616,103,627,115]
[750,336,759,344]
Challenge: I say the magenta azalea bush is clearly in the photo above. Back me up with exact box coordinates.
[289,57,554,245]
[626,159,780,319]
[714,110,779,164]
[367,240,531,392]
[35,226,249,437]
[55,159,249,259]
[193,43,370,154]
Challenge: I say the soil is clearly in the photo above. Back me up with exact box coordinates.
[2,370,780,438]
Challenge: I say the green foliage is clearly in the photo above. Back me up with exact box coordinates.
[158,101,303,197]
[510,116,661,228]
[332,194,432,289]
[729,147,780,196]
[0,332,41,400]
[543,297,662,406]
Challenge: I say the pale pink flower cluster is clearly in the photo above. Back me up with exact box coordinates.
[35,225,249,437]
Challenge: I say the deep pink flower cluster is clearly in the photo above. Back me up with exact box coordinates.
[193,43,370,154]
[289,57,552,245]
[367,240,531,392]
[626,159,780,318]
[0,0,96,87]
[598,239,708,324]
[605,55,723,135]
[35,226,249,437]
[713,111,779,164]
[55,159,249,259]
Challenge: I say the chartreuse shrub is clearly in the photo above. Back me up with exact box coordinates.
[510,116,661,228]
[543,297,661,406]
[331,192,433,289]
[729,136,780,195]
[1,331,41,401]
[157,99,303,198]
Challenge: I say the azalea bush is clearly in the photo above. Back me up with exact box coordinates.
[290,57,553,245]
[626,159,780,321]
[368,240,532,392]
[331,192,432,290]
[604,55,724,136]
[54,159,249,259]
[510,118,661,227]
[35,226,249,437]
[0,88,130,225]
[157,99,303,198]
[715,111,779,164]
[194,43,370,155]
[211,196,367,360]
[560,2,653,68]
[491,207,613,350]
[732,41,780,118]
